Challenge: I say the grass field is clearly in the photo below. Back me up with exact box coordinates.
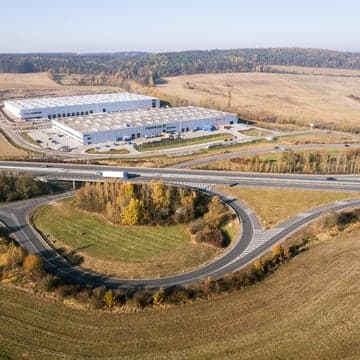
[156,71,360,128]
[215,186,359,228]
[0,228,359,359]
[32,198,229,278]
[137,133,233,152]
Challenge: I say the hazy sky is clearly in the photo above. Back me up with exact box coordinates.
[1,0,359,53]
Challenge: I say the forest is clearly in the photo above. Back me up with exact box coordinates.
[1,48,360,85]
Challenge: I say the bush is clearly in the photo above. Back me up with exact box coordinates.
[103,289,117,308]
[130,290,153,309]
[23,254,43,276]
[3,243,27,270]
[188,218,205,235]
[194,226,225,248]
[41,274,60,292]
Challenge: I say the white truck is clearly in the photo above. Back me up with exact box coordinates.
[97,170,129,179]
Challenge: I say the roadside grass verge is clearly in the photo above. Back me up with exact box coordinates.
[215,186,360,228]
[32,198,233,278]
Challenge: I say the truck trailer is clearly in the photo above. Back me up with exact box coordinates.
[98,170,129,179]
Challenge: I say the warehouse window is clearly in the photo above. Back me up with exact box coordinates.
[62,113,66,117]
[52,114,56,118]
[81,112,84,115]
[103,108,106,112]
[152,99,157,108]
[67,113,70,117]
[85,111,88,115]
[90,110,93,114]
[76,112,79,116]
[48,115,51,120]
[57,114,61,118]
[72,112,75,116]
[136,133,141,138]
[230,121,234,125]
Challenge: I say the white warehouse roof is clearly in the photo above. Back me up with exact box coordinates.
[52,106,235,134]
[5,92,155,110]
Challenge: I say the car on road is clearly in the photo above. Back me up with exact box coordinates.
[326,176,337,181]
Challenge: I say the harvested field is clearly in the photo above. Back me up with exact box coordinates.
[0,228,359,359]
[156,72,360,129]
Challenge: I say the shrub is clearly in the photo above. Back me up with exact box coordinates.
[152,289,166,305]
[103,289,117,308]
[194,226,224,248]
[3,243,27,270]
[131,290,153,309]
[188,218,205,235]
[23,254,43,276]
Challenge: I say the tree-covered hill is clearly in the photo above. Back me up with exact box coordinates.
[1,48,360,85]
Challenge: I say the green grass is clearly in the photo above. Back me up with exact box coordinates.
[137,133,233,151]
[32,198,225,278]
[0,229,359,359]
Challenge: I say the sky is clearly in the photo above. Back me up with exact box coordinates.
[1,0,359,53]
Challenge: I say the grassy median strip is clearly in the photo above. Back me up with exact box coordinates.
[32,198,226,278]
[137,133,233,151]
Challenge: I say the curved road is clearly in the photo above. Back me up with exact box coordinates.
[1,189,359,289]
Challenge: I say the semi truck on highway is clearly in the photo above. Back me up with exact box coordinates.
[96,170,129,179]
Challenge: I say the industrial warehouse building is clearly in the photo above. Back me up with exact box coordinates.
[52,106,238,145]
[4,92,160,120]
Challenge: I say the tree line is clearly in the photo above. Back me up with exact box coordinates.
[2,48,360,85]
[230,149,360,174]
[76,181,231,247]
[0,174,62,202]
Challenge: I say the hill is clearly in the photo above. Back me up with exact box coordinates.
[0,228,359,359]
[1,48,360,85]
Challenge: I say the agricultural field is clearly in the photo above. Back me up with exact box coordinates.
[0,72,122,102]
[216,186,360,228]
[32,198,235,278]
[0,228,359,359]
[266,65,360,76]
[156,71,360,129]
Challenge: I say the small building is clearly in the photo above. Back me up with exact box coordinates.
[52,106,238,145]
[4,92,160,120]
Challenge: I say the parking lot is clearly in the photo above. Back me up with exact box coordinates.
[23,123,252,154]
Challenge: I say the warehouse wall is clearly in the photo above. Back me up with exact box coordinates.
[78,114,237,145]
[5,98,160,120]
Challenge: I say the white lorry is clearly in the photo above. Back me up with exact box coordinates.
[97,170,129,179]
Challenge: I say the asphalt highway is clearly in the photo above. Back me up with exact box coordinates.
[1,161,360,191]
